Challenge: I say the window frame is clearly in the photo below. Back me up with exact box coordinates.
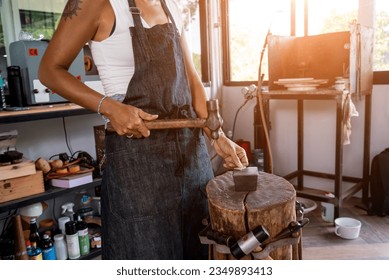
[199,0,210,84]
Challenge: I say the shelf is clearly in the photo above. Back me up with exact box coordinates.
[0,104,103,260]
[79,248,102,260]
[0,178,102,212]
[0,103,95,124]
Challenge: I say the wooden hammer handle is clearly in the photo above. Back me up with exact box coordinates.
[106,118,206,132]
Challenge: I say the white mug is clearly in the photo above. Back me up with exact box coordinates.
[334,217,361,240]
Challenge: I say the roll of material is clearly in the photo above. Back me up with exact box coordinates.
[13,215,28,260]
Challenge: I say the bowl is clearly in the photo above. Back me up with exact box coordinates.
[296,197,317,214]
[19,202,43,218]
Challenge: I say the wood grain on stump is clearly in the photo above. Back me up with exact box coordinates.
[206,171,296,260]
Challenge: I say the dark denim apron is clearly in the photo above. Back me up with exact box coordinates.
[101,0,214,259]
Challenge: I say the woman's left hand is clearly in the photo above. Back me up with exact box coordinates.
[212,134,249,169]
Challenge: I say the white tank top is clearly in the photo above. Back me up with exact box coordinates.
[89,0,183,100]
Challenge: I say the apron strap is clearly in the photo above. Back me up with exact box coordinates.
[127,0,153,60]
[127,0,180,61]
[159,0,179,33]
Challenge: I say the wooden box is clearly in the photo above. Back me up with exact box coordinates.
[0,159,36,181]
[0,171,44,203]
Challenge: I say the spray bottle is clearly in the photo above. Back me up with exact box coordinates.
[61,203,75,221]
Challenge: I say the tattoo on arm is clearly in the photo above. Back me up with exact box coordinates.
[62,0,83,21]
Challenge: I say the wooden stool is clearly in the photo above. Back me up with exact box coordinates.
[206,171,297,260]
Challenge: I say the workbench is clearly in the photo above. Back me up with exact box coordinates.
[261,88,372,219]
[259,24,374,219]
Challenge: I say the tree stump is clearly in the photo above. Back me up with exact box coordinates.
[206,171,296,260]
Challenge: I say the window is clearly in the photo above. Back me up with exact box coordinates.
[223,0,388,85]
[177,0,210,83]
[19,9,62,40]
[222,0,291,84]
[374,0,389,72]
[307,0,358,35]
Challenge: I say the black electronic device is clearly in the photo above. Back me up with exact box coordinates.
[6,66,25,107]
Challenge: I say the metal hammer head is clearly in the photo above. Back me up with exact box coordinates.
[206,99,223,140]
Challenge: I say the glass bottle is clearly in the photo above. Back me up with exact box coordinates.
[26,240,33,258]
[29,218,41,249]
[42,234,56,260]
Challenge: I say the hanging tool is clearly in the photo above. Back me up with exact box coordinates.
[252,218,310,259]
[199,218,309,260]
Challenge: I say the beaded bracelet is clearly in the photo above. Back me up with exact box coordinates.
[97,95,109,116]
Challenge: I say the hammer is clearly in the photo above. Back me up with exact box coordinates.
[106,99,223,139]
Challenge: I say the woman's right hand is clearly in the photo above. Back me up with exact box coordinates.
[102,99,159,138]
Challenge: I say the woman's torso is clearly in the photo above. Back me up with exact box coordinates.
[89,0,183,100]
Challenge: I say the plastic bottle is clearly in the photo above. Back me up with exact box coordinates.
[76,218,90,256]
[58,216,71,235]
[61,202,75,221]
[65,221,80,259]
[42,234,56,260]
[53,234,68,260]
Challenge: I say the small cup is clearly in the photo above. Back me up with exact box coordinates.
[334,217,361,240]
